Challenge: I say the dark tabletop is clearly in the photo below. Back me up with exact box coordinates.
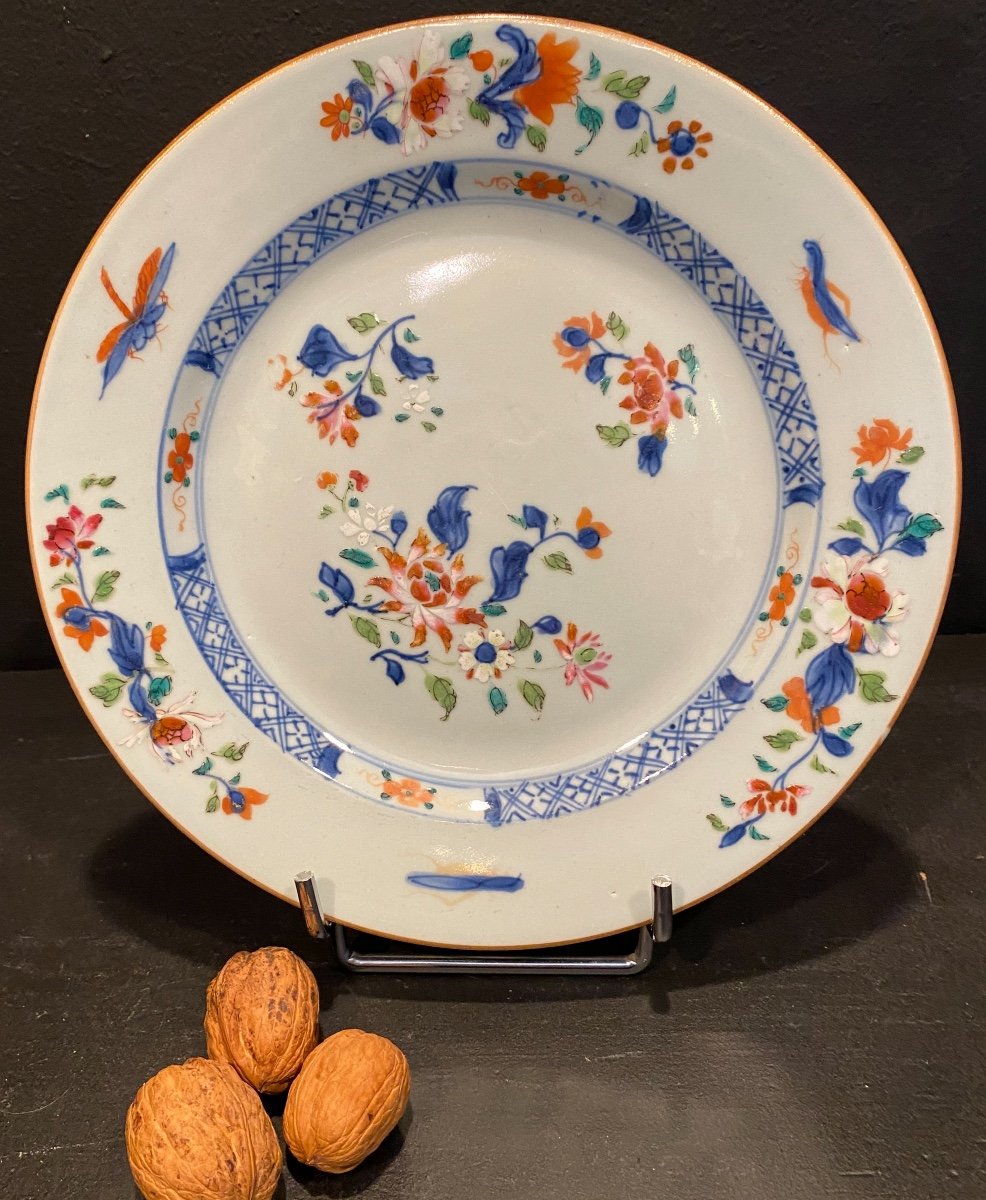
[2,637,984,1198]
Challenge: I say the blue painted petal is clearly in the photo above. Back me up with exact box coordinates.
[561,326,590,347]
[384,657,405,686]
[719,818,760,848]
[805,643,855,711]
[184,348,221,376]
[854,470,910,547]
[318,562,355,606]
[521,504,548,538]
[108,618,146,676]
[718,671,754,703]
[127,676,156,724]
[585,353,608,383]
[619,195,653,235]
[785,481,823,508]
[100,327,134,396]
[369,117,401,144]
[615,100,642,129]
[821,728,854,757]
[390,342,434,379]
[61,605,91,631]
[487,541,532,604]
[315,743,342,777]
[891,534,927,557]
[532,615,562,635]
[435,161,459,200]
[427,485,474,553]
[390,511,408,538]
[483,788,503,827]
[354,393,381,417]
[298,324,357,375]
[828,536,867,556]
[346,78,373,112]
[637,434,667,477]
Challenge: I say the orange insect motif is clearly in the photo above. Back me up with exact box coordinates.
[97,243,175,396]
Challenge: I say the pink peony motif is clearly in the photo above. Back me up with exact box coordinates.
[43,505,103,565]
[553,622,612,701]
[812,554,908,656]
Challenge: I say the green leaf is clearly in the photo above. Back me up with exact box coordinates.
[542,551,573,573]
[754,754,776,773]
[586,51,601,80]
[153,652,169,666]
[100,497,125,509]
[899,513,944,541]
[628,133,649,157]
[706,813,728,833]
[749,826,770,841]
[839,722,862,739]
[468,98,491,125]
[596,422,632,447]
[574,95,603,153]
[799,608,813,622]
[213,742,248,761]
[351,615,382,648]
[92,546,110,556]
[288,379,298,396]
[654,84,677,113]
[764,729,802,751]
[44,484,69,503]
[353,59,376,89]
[508,514,527,529]
[897,445,925,464]
[606,310,629,341]
[481,603,507,616]
[425,674,457,720]
[519,679,546,713]
[525,124,547,152]
[837,517,866,535]
[514,620,534,650]
[402,327,420,343]
[488,686,507,715]
[318,505,334,519]
[449,33,473,58]
[340,547,375,568]
[88,673,127,706]
[796,629,818,656]
[347,312,381,334]
[82,474,117,489]
[857,669,897,703]
[603,71,649,99]
[720,794,735,808]
[93,569,120,601]
[575,646,597,664]
[51,572,76,588]
[192,757,213,776]
[147,675,172,705]
[421,421,437,432]
[810,754,836,774]
[205,793,219,814]
[761,694,788,712]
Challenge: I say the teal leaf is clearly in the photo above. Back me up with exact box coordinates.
[229,772,241,786]
[754,754,776,773]
[899,513,944,541]
[720,794,735,808]
[586,51,601,80]
[192,757,213,776]
[761,694,788,712]
[403,327,420,342]
[481,603,507,616]
[488,685,507,715]
[390,630,400,645]
[852,467,867,477]
[345,369,364,382]
[44,484,69,503]
[599,376,612,395]
[574,96,603,153]
[394,412,410,423]
[340,547,375,568]
[449,33,473,58]
[654,84,677,113]
[749,826,770,841]
[839,722,862,739]
[508,514,527,529]
[100,497,125,509]
[92,546,110,556]
[533,649,542,663]
[147,675,172,705]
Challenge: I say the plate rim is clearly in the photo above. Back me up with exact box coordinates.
[24,12,962,949]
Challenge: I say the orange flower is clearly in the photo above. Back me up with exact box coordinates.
[381,777,435,808]
[553,312,606,372]
[55,588,108,652]
[149,624,167,652]
[469,49,493,71]
[851,419,912,466]
[514,33,581,124]
[320,93,355,140]
[167,431,193,484]
[515,171,566,200]
[657,119,713,173]
[222,786,268,819]
[268,353,297,391]
[575,507,612,559]
[740,778,810,818]
[316,471,338,490]
[768,572,796,621]
[782,676,840,734]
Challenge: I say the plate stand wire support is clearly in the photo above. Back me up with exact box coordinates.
[294,872,673,976]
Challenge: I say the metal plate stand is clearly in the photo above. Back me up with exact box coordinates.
[295,872,673,975]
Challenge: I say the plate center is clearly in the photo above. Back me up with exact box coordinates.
[199,200,779,783]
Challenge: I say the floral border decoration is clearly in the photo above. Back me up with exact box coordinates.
[709,420,942,847]
[319,23,712,170]
[40,478,267,819]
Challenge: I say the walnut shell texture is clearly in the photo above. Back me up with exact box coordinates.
[125,1056,282,1200]
[283,1029,410,1174]
[204,947,319,1093]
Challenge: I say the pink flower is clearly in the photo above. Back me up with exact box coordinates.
[812,554,908,656]
[120,691,223,765]
[349,469,370,492]
[739,778,811,818]
[43,505,102,565]
[369,529,485,652]
[553,622,612,701]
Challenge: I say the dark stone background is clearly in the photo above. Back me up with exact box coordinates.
[3,0,982,665]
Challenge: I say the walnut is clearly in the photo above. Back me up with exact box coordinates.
[125,1056,281,1200]
[204,947,319,1093]
[283,1029,410,1173]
